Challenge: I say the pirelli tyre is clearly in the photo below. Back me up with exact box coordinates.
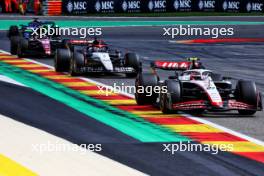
[160,80,181,114]
[8,25,19,38]
[55,49,71,72]
[10,36,19,55]
[235,80,258,115]
[135,73,158,105]
[17,38,28,57]
[69,51,85,76]
[124,53,140,78]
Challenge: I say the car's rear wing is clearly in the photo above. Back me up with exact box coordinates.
[66,39,93,46]
[150,61,191,71]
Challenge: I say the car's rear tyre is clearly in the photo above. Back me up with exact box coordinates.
[10,36,19,55]
[160,80,181,114]
[8,25,19,38]
[17,38,28,57]
[125,53,140,78]
[55,49,71,72]
[135,73,158,105]
[61,39,68,49]
[235,80,257,115]
[69,51,85,76]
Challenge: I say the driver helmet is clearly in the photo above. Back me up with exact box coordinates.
[92,39,107,52]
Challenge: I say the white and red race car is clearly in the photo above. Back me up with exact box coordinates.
[135,58,263,115]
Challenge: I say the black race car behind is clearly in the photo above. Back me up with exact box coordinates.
[8,18,65,57]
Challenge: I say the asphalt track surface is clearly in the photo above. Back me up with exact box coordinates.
[0,16,264,175]
[0,17,264,140]
[1,80,264,176]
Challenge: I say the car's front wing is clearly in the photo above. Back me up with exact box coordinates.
[171,99,262,112]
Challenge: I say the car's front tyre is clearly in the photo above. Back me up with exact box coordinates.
[160,80,181,114]
[55,49,71,72]
[17,38,28,57]
[8,25,19,38]
[125,53,141,78]
[235,80,257,115]
[135,73,158,105]
[69,51,85,76]
[10,36,19,55]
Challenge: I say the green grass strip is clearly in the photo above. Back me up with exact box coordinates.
[0,61,190,142]
[1,20,264,30]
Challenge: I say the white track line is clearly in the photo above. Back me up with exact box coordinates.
[0,114,147,176]
[0,75,27,87]
[1,49,264,147]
